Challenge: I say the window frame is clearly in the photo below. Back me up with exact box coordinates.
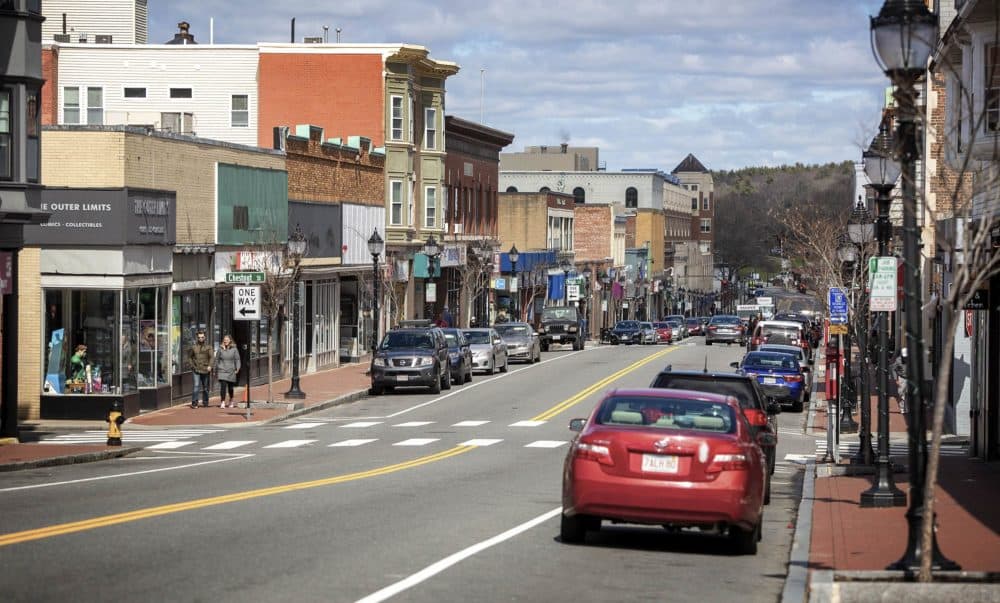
[625,187,638,208]
[390,180,404,225]
[230,94,249,128]
[63,86,80,124]
[702,196,711,211]
[424,185,437,228]
[169,87,193,99]
[424,106,437,150]
[691,197,698,211]
[390,95,403,141]
[0,88,11,181]
[86,86,104,125]
[573,187,586,204]
[26,87,39,183]
[123,87,147,99]
[700,218,712,234]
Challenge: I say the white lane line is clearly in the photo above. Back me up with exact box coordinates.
[342,421,383,428]
[393,438,439,447]
[460,439,503,447]
[525,440,568,449]
[452,420,490,427]
[0,452,254,492]
[354,507,562,603]
[263,440,317,449]
[393,421,434,427]
[203,440,256,450]
[146,441,195,450]
[509,420,546,428]
[329,439,378,447]
[284,422,326,429]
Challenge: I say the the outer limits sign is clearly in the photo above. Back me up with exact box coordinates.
[233,286,260,320]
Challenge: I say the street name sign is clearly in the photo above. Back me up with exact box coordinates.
[869,257,897,312]
[233,285,261,320]
[828,287,848,324]
[226,271,265,284]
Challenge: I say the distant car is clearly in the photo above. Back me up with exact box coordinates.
[685,317,703,336]
[371,323,451,395]
[651,322,674,344]
[461,328,509,374]
[733,351,806,412]
[664,320,684,341]
[561,388,770,554]
[664,315,688,338]
[705,315,745,346]
[757,344,812,401]
[749,320,806,354]
[494,322,541,363]
[610,320,643,345]
[637,322,658,344]
[440,328,474,384]
[538,306,584,351]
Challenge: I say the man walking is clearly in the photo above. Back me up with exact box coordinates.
[187,330,214,408]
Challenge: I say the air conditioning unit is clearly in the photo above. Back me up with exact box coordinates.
[453,223,463,234]
[95,34,113,44]
[303,36,323,43]
[53,34,71,43]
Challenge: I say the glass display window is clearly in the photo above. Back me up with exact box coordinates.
[174,290,212,375]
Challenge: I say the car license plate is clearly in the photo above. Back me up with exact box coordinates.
[396,375,408,382]
[763,377,777,384]
[641,454,678,474]
[553,335,561,341]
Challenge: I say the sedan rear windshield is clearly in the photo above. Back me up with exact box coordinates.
[710,316,740,325]
[597,396,736,433]
[462,331,490,344]
[743,353,800,370]
[760,326,800,343]
[650,375,758,410]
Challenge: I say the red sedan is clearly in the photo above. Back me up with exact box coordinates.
[651,322,673,344]
[561,388,771,554]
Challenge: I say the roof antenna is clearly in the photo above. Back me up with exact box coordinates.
[703,356,708,373]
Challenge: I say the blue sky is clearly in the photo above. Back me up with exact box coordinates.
[149,1,890,172]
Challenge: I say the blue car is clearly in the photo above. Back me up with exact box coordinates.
[732,351,806,412]
[610,320,642,344]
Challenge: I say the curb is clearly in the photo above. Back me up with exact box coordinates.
[808,570,1000,602]
[782,459,816,603]
[0,446,142,473]
[260,389,371,425]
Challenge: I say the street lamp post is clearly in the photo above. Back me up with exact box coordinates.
[368,229,384,356]
[508,245,520,321]
[837,237,860,434]
[560,259,572,308]
[475,240,492,327]
[848,198,876,466]
[601,272,611,338]
[860,126,905,508]
[284,226,308,399]
[582,266,592,339]
[870,0,959,571]
[423,235,441,321]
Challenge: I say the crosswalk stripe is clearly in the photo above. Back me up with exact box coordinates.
[452,421,490,427]
[146,441,195,450]
[460,439,503,447]
[263,440,317,449]
[393,421,434,427]
[510,420,546,428]
[203,441,255,450]
[284,422,325,429]
[328,439,377,447]
[341,421,383,428]
[525,440,567,448]
[394,438,439,446]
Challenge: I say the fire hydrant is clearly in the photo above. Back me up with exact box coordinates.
[106,399,125,446]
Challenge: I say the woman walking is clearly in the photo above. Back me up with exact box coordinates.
[214,335,241,408]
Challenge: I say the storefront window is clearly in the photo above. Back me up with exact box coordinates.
[122,289,139,393]
[136,288,167,386]
[42,289,120,394]
[174,290,212,374]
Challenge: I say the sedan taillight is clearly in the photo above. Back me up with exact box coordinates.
[708,326,718,331]
[706,445,749,473]
[742,408,769,427]
[574,441,614,466]
[784,374,803,383]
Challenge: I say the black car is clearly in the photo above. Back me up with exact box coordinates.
[371,322,451,395]
[649,366,781,502]
[609,320,643,344]
[538,306,584,351]
[440,328,474,384]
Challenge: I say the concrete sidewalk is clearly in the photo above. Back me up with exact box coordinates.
[0,361,372,471]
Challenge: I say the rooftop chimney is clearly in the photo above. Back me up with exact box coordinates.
[561,143,568,153]
[165,21,197,45]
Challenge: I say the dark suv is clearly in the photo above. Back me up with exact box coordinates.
[538,306,584,351]
[649,366,781,501]
[371,321,451,395]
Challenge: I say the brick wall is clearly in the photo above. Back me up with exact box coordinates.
[285,130,384,207]
[16,247,42,419]
[573,205,612,261]
[41,46,58,125]
[928,70,973,217]
[625,214,636,248]
[445,152,500,238]
[257,53,385,149]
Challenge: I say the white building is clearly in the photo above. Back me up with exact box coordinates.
[499,168,689,212]
[42,0,148,44]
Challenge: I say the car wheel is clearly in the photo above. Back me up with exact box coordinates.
[465,364,473,383]
[500,356,508,373]
[430,370,442,394]
[442,368,452,390]
[764,476,772,505]
[541,342,549,352]
[489,356,497,375]
[371,383,384,396]
[792,400,804,413]
[706,340,712,346]
[560,513,588,544]
[730,521,760,555]
[384,386,395,393]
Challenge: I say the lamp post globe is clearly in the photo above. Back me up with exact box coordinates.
[284,226,308,399]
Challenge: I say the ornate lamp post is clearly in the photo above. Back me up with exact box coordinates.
[860,126,905,508]
[474,240,492,327]
[870,0,959,571]
[582,266,592,339]
[600,272,611,336]
[367,229,384,355]
[508,244,520,321]
[837,236,860,434]
[560,259,572,308]
[848,198,876,466]
[423,235,441,320]
[284,226,308,399]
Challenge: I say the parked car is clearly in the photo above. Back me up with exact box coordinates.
[664,320,684,342]
[610,320,643,345]
[664,315,688,338]
[732,351,806,412]
[371,322,451,395]
[757,344,812,400]
[685,317,704,336]
[538,306,584,351]
[440,328,474,384]
[461,328,509,374]
[705,314,745,346]
[749,320,806,353]
[651,322,674,344]
[561,388,770,554]
[649,366,780,479]
[637,322,658,344]
[494,322,541,363]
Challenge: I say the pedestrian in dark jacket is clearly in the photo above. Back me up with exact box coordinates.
[187,330,214,408]
[213,334,241,408]
[892,347,907,414]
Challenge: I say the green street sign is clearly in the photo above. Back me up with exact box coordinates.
[226,271,265,284]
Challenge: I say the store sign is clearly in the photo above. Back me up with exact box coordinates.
[439,244,467,268]
[26,188,175,246]
[963,289,989,311]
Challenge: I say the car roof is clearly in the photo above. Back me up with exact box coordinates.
[605,388,738,406]
[759,343,803,353]
[757,320,803,328]
[652,367,754,382]
[494,322,531,327]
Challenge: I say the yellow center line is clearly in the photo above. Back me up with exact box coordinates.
[0,445,473,548]
[531,347,677,422]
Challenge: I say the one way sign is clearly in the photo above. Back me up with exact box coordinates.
[234,285,261,321]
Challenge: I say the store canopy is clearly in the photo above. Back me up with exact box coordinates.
[499,250,556,273]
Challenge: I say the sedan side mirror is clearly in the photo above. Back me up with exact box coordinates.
[568,418,586,432]
[730,361,740,368]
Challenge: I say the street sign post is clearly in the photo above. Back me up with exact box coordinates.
[828,287,848,324]
[233,285,261,320]
[869,257,898,312]
[226,271,265,284]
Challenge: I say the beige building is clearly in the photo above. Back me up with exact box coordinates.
[500,144,600,172]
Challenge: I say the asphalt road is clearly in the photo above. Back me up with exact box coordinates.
[0,337,817,602]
